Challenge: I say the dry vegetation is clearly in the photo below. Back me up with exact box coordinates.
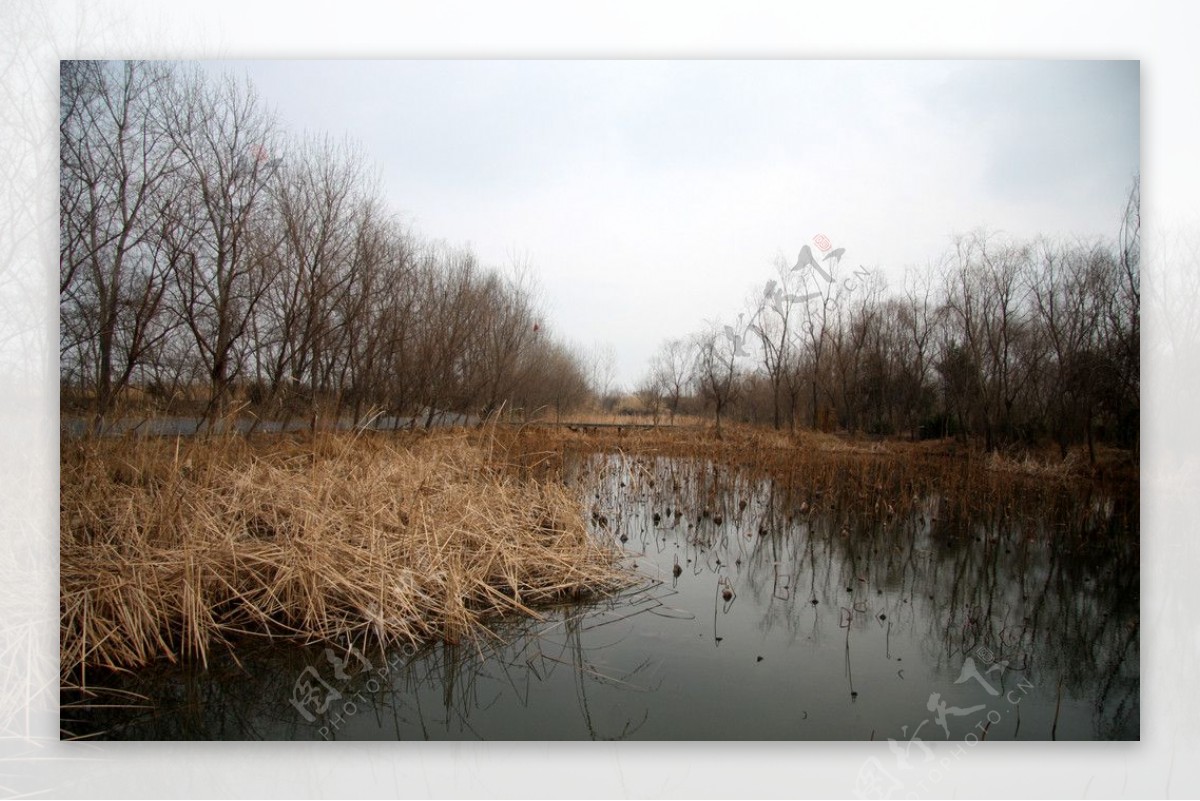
[61,430,627,685]
[501,422,1138,535]
[61,421,1135,689]
[508,422,1137,486]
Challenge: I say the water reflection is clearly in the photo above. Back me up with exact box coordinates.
[578,451,1137,740]
[63,453,1137,740]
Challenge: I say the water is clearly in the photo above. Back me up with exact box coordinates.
[63,452,1138,740]
[60,410,477,439]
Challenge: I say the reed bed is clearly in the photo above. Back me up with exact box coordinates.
[61,430,627,684]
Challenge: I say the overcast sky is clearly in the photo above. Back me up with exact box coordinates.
[207,60,1139,389]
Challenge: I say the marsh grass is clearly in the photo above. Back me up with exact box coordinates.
[501,423,1136,531]
[61,430,627,686]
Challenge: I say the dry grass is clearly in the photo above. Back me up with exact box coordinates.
[984,448,1083,478]
[508,422,1136,484]
[495,422,1137,533]
[61,430,628,684]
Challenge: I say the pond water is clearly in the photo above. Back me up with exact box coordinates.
[63,452,1138,741]
[60,410,476,439]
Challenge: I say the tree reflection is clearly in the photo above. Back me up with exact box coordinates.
[579,450,1137,739]
[63,597,659,740]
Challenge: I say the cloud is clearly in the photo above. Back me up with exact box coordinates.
[924,61,1138,213]
[211,59,1139,387]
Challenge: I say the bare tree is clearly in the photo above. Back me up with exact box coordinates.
[519,337,591,423]
[158,67,283,425]
[634,372,665,425]
[750,258,804,429]
[1109,175,1140,452]
[691,322,741,434]
[251,135,372,429]
[474,261,540,420]
[828,271,886,431]
[334,201,402,424]
[589,342,618,412]
[793,254,838,429]
[58,61,1140,457]
[59,61,181,428]
[59,61,612,436]
[897,264,941,437]
[939,231,1035,450]
[650,337,695,425]
[411,244,485,427]
[1030,238,1104,457]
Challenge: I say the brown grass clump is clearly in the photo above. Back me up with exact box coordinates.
[61,431,627,683]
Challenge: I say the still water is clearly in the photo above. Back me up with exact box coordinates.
[63,452,1138,740]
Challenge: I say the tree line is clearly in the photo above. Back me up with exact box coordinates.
[60,61,592,431]
[639,182,1140,460]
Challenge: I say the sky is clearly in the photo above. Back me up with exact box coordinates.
[205,59,1139,389]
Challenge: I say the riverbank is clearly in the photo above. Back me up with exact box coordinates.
[504,422,1139,490]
